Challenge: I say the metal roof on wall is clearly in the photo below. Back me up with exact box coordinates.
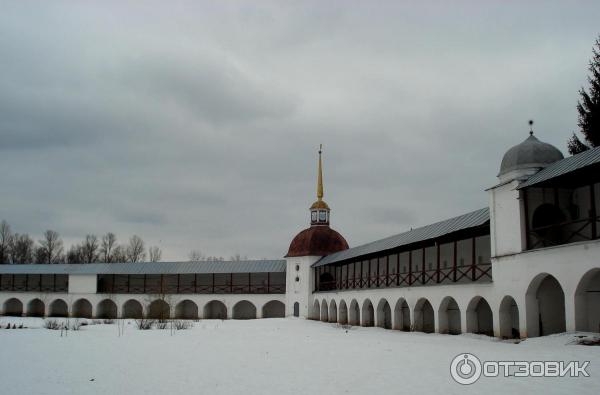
[0,260,286,275]
[313,208,490,267]
[518,146,600,189]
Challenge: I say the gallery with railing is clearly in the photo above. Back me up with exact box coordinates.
[97,272,286,294]
[0,274,69,292]
[315,233,491,292]
[522,181,600,250]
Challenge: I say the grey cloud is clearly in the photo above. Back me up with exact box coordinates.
[368,207,417,226]
[114,52,299,126]
[0,1,599,260]
[115,210,167,227]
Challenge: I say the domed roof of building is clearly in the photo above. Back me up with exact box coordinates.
[498,133,564,178]
[286,225,349,257]
[310,200,330,210]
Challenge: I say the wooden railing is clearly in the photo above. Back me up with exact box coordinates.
[528,216,599,250]
[98,275,286,295]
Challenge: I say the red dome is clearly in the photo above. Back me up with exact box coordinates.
[286,226,349,257]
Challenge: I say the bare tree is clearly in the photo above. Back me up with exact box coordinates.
[188,250,205,262]
[34,246,46,264]
[112,245,127,263]
[81,234,100,263]
[100,232,117,263]
[67,244,84,264]
[187,250,224,262]
[11,233,34,264]
[149,246,162,262]
[0,220,13,264]
[229,253,247,261]
[127,235,146,262]
[38,230,64,264]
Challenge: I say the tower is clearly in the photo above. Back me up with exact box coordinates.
[489,121,564,256]
[285,146,349,318]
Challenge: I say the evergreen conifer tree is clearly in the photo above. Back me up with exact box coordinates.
[568,36,600,154]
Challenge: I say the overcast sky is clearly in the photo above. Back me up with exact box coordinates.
[1,1,599,261]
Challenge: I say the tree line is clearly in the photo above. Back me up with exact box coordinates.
[0,220,162,264]
[567,35,600,154]
[187,250,248,262]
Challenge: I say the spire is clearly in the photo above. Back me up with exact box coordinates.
[310,144,330,225]
[317,144,324,200]
[529,119,534,136]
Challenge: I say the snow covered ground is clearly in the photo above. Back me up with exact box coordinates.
[0,316,599,395]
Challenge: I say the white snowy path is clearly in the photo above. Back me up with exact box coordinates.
[0,317,599,395]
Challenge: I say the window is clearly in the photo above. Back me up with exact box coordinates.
[41,275,54,291]
[388,254,397,274]
[456,239,472,267]
[115,274,129,292]
[129,275,144,293]
[196,274,212,292]
[213,274,230,293]
[475,235,491,264]
[179,274,195,292]
[250,273,267,292]
[97,274,114,293]
[145,275,161,292]
[295,264,300,271]
[55,275,68,292]
[270,272,286,292]
[27,274,41,291]
[319,210,327,222]
[439,242,453,270]
[424,246,436,270]
[0,274,13,291]
[399,252,410,273]
[13,275,27,291]
[378,257,387,277]
[232,273,249,293]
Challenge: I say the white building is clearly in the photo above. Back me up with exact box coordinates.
[1,132,599,339]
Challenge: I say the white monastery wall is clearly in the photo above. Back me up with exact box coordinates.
[68,274,97,294]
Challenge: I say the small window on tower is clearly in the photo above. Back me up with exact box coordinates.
[311,211,317,222]
[295,265,300,271]
[319,210,327,222]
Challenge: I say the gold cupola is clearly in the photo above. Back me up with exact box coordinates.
[286,145,348,257]
[310,145,330,225]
